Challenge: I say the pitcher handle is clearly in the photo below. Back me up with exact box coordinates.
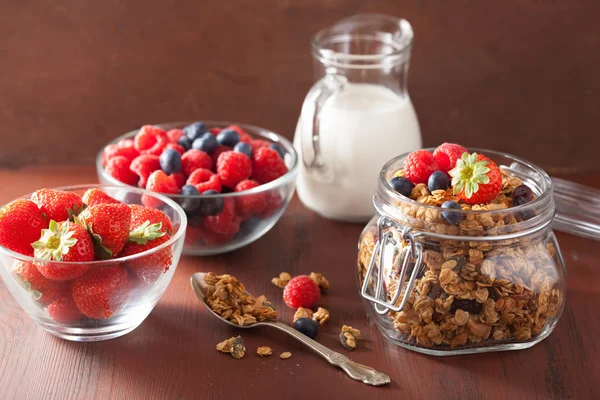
[300,74,346,182]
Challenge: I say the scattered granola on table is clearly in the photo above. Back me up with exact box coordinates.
[280,352,292,359]
[216,336,246,359]
[256,346,273,357]
[312,307,330,325]
[204,273,277,326]
[309,272,330,293]
[271,272,292,289]
[293,307,313,322]
[340,325,361,350]
[357,145,565,351]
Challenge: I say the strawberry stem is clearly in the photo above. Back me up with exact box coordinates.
[128,221,166,245]
[31,220,77,261]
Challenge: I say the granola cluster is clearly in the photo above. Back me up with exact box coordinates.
[357,169,564,349]
[204,273,277,326]
[216,336,246,359]
[293,307,330,325]
[339,325,361,350]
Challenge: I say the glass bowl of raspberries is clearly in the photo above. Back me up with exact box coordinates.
[96,121,298,255]
[0,185,187,341]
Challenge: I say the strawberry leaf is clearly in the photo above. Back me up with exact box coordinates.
[67,203,87,222]
[128,221,166,245]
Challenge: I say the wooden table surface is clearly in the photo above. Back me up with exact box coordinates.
[0,166,598,400]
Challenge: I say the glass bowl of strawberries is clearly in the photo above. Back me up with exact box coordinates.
[96,121,298,255]
[0,185,187,341]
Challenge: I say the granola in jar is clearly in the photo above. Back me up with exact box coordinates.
[357,147,566,354]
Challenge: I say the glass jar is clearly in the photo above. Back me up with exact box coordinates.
[357,149,566,355]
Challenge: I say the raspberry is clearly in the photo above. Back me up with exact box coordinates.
[210,145,232,165]
[234,179,266,218]
[170,172,186,189]
[105,156,138,186]
[187,168,222,193]
[130,155,161,188]
[225,125,252,143]
[209,127,222,135]
[433,143,468,171]
[217,151,252,188]
[165,143,186,155]
[250,139,271,157]
[204,198,241,234]
[166,128,184,143]
[103,139,140,165]
[251,148,288,184]
[194,225,235,246]
[146,170,179,194]
[181,149,212,177]
[134,125,169,156]
[403,150,439,184]
[257,191,283,218]
[283,275,320,309]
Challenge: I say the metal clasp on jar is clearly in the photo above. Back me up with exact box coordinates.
[360,216,423,315]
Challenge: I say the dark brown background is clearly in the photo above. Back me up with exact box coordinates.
[1,0,599,172]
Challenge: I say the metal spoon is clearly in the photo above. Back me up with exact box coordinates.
[190,272,391,386]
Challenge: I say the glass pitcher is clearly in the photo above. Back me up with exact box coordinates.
[294,14,422,222]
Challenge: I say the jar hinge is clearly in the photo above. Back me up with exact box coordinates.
[360,216,423,315]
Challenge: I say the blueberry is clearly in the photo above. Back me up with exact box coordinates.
[159,149,182,174]
[428,170,449,192]
[178,135,193,151]
[216,128,240,147]
[293,317,319,339]
[389,176,414,197]
[233,142,252,158]
[269,143,285,158]
[179,184,201,213]
[441,200,463,225]
[512,184,534,206]
[199,189,224,216]
[184,122,208,141]
[192,133,218,154]
[239,216,261,235]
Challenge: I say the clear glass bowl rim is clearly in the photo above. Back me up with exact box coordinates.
[96,120,299,199]
[377,147,554,217]
[0,184,188,267]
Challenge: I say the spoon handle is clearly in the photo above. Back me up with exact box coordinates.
[268,321,391,386]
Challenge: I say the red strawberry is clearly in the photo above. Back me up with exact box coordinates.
[129,204,173,235]
[449,152,502,205]
[48,291,83,323]
[217,151,252,188]
[105,156,139,186]
[251,147,287,184]
[181,149,212,177]
[433,143,468,171]
[11,261,66,305]
[204,198,241,234]
[71,266,131,319]
[31,188,85,222]
[130,155,161,189]
[78,203,132,258]
[120,229,172,285]
[134,125,169,156]
[0,199,46,256]
[234,179,266,218]
[403,150,439,184]
[32,221,93,280]
[82,189,121,207]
